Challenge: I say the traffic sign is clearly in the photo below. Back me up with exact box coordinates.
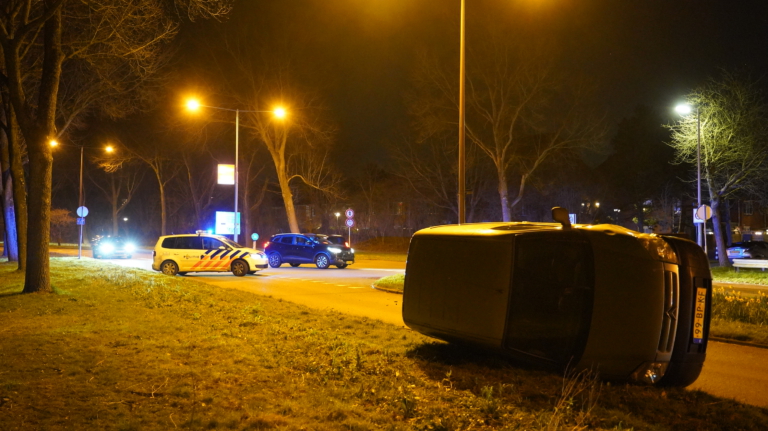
[76,206,89,217]
[345,208,354,219]
[344,218,355,228]
[251,233,260,241]
[77,217,85,225]
[694,205,712,223]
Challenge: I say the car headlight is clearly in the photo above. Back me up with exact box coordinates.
[125,243,136,252]
[350,248,354,254]
[631,361,669,385]
[328,247,342,254]
[100,243,115,253]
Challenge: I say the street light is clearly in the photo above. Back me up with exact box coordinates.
[675,103,704,252]
[52,142,116,258]
[186,98,286,243]
[335,212,341,233]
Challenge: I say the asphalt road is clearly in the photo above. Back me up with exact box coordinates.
[49,247,768,408]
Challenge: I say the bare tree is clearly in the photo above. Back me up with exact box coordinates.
[390,133,490,223]
[668,71,768,267]
[411,36,605,222]
[97,131,181,237]
[0,0,231,292]
[90,165,142,236]
[49,207,74,245]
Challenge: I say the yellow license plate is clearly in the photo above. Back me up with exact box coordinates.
[692,287,707,344]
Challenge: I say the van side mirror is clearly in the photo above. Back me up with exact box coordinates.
[552,207,572,229]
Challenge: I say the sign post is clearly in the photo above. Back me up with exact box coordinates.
[693,205,712,255]
[76,206,89,259]
[345,208,355,247]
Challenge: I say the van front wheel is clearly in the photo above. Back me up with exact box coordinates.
[231,259,249,277]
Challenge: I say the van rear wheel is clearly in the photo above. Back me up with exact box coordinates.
[161,260,179,276]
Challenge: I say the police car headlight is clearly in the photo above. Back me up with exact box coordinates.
[125,243,136,252]
[100,243,114,253]
[328,247,342,254]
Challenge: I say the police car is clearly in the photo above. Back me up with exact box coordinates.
[152,232,268,277]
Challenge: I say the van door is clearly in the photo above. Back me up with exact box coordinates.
[177,236,203,271]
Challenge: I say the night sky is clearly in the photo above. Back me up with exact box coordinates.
[171,0,768,171]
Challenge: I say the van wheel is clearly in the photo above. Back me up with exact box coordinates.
[315,254,330,269]
[231,259,249,277]
[335,263,348,269]
[268,253,282,268]
[290,263,301,267]
[161,260,179,276]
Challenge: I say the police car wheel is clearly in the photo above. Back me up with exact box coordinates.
[268,253,282,268]
[231,259,249,277]
[161,260,179,276]
[315,254,330,269]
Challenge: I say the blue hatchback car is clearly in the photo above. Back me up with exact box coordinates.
[265,233,355,269]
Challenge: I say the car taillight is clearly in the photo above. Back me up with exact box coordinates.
[264,241,270,248]
[345,242,349,247]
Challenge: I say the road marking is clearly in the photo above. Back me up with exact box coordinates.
[348,286,367,289]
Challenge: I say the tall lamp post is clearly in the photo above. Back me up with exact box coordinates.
[186,99,286,244]
[675,103,704,251]
[458,0,466,224]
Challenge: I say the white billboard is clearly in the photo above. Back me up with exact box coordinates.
[215,211,241,235]
[217,164,235,185]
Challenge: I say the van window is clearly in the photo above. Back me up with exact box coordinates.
[506,234,594,364]
[203,237,226,250]
[176,237,202,250]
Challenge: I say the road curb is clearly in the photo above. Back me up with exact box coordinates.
[371,284,403,294]
[710,336,768,350]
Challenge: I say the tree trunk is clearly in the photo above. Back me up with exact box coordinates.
[23,130,54,293]
[723,199,732,247]
[710,197,730,268]
[6,103,27,269]
[637,203,645,233]
[277,169,299,233]
[496,167,511,222]
[0,114,20,262]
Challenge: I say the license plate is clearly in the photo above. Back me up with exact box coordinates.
[692,287,707,344]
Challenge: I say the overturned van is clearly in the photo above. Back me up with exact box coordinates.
[402,208,711,387]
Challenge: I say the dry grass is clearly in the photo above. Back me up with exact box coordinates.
[1,259,767,430]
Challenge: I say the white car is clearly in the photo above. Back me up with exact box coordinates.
[152,232,268,277]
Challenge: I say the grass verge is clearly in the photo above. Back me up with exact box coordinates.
[2,259,768,430]
[372,274,405,292]
[711,266,768,285]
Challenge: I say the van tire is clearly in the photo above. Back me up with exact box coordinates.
[231,259,249,277]
[161,260,179,276]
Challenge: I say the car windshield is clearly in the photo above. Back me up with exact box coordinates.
[218,237,243,248]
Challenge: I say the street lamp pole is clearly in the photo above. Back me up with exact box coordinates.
[676,103,704,251]
[235,109,240,244]
[458,0,466,224]
[78,145,84,259]
[696,106,705,254]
